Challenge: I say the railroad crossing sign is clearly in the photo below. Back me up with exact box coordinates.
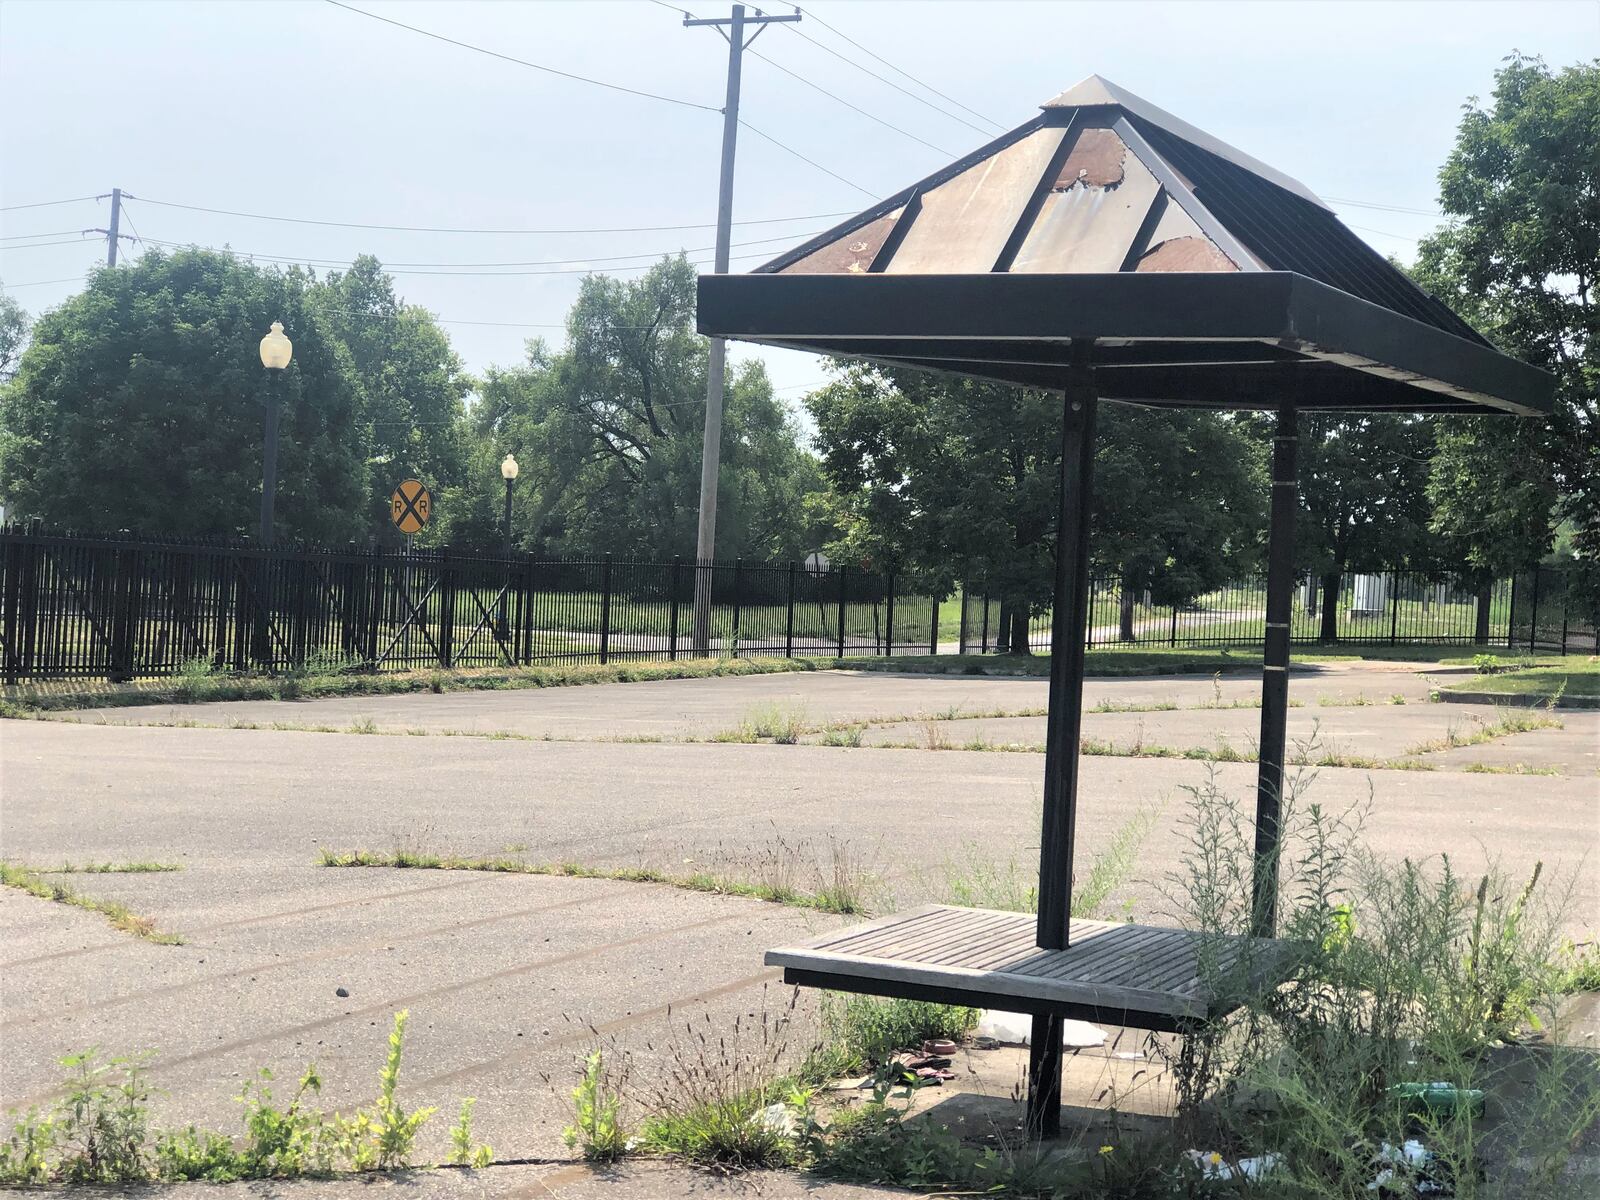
[390,479,432,534]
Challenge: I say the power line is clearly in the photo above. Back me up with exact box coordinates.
[780,18,992,138]
[132,228,820,270]
[738,118,877,198]
[0,195,100,213]
[122,194,853,236]
[323,0,719,112]
[0,238,101,252]
[1325,195,1443,217]
[745,45,955,157]
[792,5,1004,133]
[0,229,93,242]
[0,276,87,289]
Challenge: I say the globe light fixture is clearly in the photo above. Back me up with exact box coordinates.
[259,321,293,370]
[501,454,520,481]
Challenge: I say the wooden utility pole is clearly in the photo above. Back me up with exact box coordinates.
[94,188,125,266]
[685,3,799,655]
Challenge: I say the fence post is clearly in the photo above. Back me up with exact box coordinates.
[599,554,612,665]
[1527,569,1540,652]
[1169,602,1178,647]
[2,532,21,685]
[958,588,969,656]
[109,546,135,681]
[1389,573,1399,646]
[785,561,796,658]
[836,565,847,659]
[885,571,895,658]
[1085,579,1096,651]
[1560,584,1569,657]
[669,556,681,661]
[1506,574,1517,648]
[730,558,743,658]
[930,589,939,657]
[437,549,455,669]
[980,590,990,655]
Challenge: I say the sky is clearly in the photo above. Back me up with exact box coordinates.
[3,0,1599,407]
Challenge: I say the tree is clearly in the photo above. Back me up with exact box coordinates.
[1413,54,1599,623]
[0,288,28,382]
[1295,413,1435,642]
[310,257,471,538]
[0,249,366,542]
[806,364,1265,651]
[455,256,825,560]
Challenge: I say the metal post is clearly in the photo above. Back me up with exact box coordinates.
[1029,347,1099,1139]
[958,589,969,656]
[685,4,799,654]
[365,543,383,669]
[259,370,280,546]
[836,565,847,659]
[1252,406,1299,940]
[669,556,682,661]
[1506,574,1517,648]
[1528,569,1540,652]
[980,590,990,654]
[437,549,455,669]
[885,571,895,658]
[730,558,742,658]
[498,475,514,641]
[785,560,796,658]
[1389,573,1399,645]
[599,555,613,665]
[930,591,940,657]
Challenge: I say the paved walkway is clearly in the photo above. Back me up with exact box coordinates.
[4,662,1596,1168]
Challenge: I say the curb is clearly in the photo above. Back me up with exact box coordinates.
[1436,688,1598,710]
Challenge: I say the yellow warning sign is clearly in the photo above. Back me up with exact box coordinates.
[390,479,431,534]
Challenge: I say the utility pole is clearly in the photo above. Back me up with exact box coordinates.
[92,188,127,266]
[685,3,800,655]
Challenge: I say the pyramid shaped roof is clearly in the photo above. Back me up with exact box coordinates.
[757,77,1481,345]
[700,78,1550,415]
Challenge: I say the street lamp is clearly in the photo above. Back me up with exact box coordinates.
[258,321,293,545]
[500,454,519,555]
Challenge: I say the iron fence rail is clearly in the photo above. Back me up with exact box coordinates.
[0,525,1591,683]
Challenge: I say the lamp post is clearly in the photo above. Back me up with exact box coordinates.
[500,454,519,555]
[498,454,519,644]
[258,321,293,545]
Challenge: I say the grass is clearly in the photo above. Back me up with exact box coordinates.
[1401,709,1564,757]
[45,860,181,874]
[0,656,834,716]
[317,844,875,917]
[1442,664,1599,701]
[0,862,184,944]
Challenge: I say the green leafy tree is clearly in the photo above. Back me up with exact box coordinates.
[1296,413,1435,642]
[0,249,365,541]
[309,257,471,538]
[0,288,28,382]
[1413,54,1599,623]
[807,365,1265,651]
[452,256,824,560]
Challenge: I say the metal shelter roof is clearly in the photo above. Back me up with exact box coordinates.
[698,77,1552,415]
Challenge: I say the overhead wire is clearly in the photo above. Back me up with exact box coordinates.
[323,0,719,112]
[777,16,998,138]
[0,238,102,252]
[120,195,853,237]
[744,45,954,157]
[737,119,877,198]
[790,5,1004,133]
[0,195,100,213]
[129,227,817,269]
[0,229,94,242]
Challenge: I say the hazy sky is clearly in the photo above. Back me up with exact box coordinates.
[3,0,1598,402]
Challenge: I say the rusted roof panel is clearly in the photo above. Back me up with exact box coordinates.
[1011,127,1161,273]
[1135,235,1238,273]
[778,207,904,274]
[884,126,1067,273]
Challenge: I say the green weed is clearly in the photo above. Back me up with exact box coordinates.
[563,1049,630,1162]
[0,863,183,944]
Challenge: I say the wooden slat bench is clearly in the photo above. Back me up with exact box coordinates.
[767,904,1297,1034]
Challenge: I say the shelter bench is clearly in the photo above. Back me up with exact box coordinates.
[767,904,1299,1036]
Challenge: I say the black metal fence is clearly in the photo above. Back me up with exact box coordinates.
[958,570,1596,656]
[1,525,1593,683]
[0,525,944,682]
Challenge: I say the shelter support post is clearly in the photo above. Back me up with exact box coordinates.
[1252,405,1299,939]
[1028,347,1098,1138]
